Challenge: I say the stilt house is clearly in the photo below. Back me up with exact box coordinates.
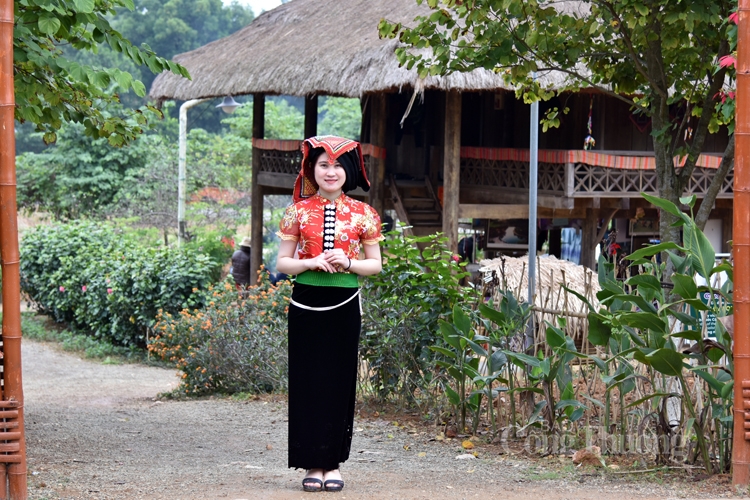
[150,0,732,278]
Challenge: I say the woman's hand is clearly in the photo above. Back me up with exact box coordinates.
[322,248,350,272]
[304,250,343,273]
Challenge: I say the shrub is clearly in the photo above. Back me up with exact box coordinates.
[20,220,213,347]
[359,228,475,404]
[149,272,291,395]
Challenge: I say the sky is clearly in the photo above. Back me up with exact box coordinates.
[233,0,283,15]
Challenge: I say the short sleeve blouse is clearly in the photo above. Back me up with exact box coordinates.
[277,194,384,261]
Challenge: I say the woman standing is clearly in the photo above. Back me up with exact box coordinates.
[276,136,383,493]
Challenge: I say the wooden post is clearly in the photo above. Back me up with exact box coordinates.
[443,90,461,253]
[251,94,265,283]
[304,94,318,139]
[369,94,387,216]
[580,208,598,270]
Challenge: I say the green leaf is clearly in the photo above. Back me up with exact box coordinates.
[620,312,667,334]
[721,379,734,399]
[545,325,565,349]
[641,193,687,221]
[445,386,461,406]
[479,302,506,325]
[73,0,95,13]
[683,224,716,279]
[626,392,676,408]
[646,348,685,376]
[587,313,611,346]
[670,329,701,342]
[38,15,61,35]
[625,274,662,292]
[692,368,724,393]
[627,242,682,262]
[453,304,471,336]
[132,80,146,97]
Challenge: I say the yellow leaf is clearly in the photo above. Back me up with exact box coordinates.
[418,452,426,457]
[462,440,474,449]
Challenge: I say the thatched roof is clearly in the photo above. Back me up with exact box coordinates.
[150,0,569,102]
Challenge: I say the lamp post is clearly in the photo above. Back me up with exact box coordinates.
[177,96,241,246]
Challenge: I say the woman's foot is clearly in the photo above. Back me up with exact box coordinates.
[302,469,324,492]
[323,469,344,492]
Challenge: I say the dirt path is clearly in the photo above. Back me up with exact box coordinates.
[22,339,745,500]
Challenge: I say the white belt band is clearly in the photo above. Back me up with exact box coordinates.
[290,290,360,312]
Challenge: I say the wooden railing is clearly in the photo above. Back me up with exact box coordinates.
[252,141,732,198]
[459,147,732,199]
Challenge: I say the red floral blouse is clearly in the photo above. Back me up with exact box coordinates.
[277,194,384,263]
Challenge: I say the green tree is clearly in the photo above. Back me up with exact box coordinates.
[318,97,362,140]
[16,120,153,218]
[381,0,736,245]
[109,0,254,96]
[222,98,305,140]
[14,0,190,145]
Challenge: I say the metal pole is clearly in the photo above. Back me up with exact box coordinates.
[525,96,539,351]
[178,98,209,246]
[733,0,750,487]
[0,0,27,495]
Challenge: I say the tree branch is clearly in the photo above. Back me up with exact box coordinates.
[694,135,734,231]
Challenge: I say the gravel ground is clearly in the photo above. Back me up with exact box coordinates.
[22,339,748,500]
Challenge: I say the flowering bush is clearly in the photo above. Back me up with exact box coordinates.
[149,272,291,395]
[20,221,213,346]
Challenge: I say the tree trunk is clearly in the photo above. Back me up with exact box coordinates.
[695,136,735,230]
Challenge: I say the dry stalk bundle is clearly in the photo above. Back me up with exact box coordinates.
[479,255,601,354]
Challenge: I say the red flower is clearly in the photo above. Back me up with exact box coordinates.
[719,55,736,69]
[729,11,739,25]
[608,243,621,256]
[451,254,461,262]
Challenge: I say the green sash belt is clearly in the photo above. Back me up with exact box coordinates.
[295,270,359,288]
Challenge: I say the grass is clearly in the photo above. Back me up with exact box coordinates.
[12,311,150,363]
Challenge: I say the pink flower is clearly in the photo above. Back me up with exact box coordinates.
[451,254,461,262]
[59,286,65,292]
[81,286,87,292]
[107,288,113,294]
[730,12,739,25]
[719,55,736,69]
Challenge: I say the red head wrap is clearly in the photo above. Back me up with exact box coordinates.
[293,135,370,203]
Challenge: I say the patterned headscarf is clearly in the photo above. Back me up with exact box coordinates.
[293,135,370,203]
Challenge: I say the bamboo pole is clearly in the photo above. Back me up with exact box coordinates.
[0,0,27,495]
[733,0,750,486]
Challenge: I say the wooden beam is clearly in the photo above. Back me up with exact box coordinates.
[458,186,574,209]
[304,94,318,138]
[369,94,387,216]
[258,172,296,189]
[595,209,619,247]
[580,208,597,270]
[251,94,265,283]
[388,176,413,237]
[443,90,461,252]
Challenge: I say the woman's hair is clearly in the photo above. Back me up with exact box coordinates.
[308,146,363,193]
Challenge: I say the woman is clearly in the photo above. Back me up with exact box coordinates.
[276,136,383,493]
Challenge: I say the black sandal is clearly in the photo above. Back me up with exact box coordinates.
[324,479,345,492]
[302,477,323,492]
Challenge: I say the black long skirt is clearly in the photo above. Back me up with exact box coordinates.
[287,283,361,470]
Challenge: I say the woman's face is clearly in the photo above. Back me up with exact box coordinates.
[313,151,346,197]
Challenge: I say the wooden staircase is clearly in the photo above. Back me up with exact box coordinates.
[388,175,443,237]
